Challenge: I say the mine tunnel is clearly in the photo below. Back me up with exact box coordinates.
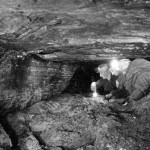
[2,0,150,150]
[1,47,150,150]
[63,61,103,94]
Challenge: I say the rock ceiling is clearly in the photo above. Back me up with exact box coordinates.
[0,0,150,61]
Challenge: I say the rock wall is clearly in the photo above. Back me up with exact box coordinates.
[1,0,150,61]
[0,50,77,114]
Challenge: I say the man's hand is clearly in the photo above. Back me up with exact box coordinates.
[91,82,97,92]
[105,93,112,99]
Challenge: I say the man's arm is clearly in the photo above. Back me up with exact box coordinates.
[105,88,129,99]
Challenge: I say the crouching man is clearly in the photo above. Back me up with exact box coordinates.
[109,58,150,112]
[91,64,118,97]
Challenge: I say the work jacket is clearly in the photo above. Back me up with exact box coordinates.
[117,58,150,101]
[96,75,117,94]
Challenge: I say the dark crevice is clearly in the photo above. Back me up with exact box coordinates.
[63,61,106,95]
[58,146,68,150]
[32,132,47,149]
[0,115,20,150]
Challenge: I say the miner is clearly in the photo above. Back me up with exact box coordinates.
[91,63,117,96]
[109,58,150,111]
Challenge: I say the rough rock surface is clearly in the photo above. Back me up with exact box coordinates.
[0,50,77,114]
[1,0,150,61]
[0,124,12,150]
[1,0,150,115]
[7,94,150,150]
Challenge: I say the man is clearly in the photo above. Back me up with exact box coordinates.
[109,58,150,112]
[91,63,128,100]
[91,63,117,95]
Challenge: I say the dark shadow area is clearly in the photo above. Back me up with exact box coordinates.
[63,61,106,94]
[0,115,20,150]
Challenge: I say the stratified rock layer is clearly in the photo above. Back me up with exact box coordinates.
[1,0,150,61]
[0,50,77,113]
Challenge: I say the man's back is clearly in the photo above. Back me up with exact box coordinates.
[121,59,150,100]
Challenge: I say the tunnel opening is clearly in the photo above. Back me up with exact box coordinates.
[63,57,150,96]
[63,60,109,96]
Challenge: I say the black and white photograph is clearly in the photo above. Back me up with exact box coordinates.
[0,0,150,150]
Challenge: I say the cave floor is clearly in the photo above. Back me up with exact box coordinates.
[6,93,150,150]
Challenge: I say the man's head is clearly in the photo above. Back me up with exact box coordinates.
[109,59,131,76]
[96,64,111,80]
